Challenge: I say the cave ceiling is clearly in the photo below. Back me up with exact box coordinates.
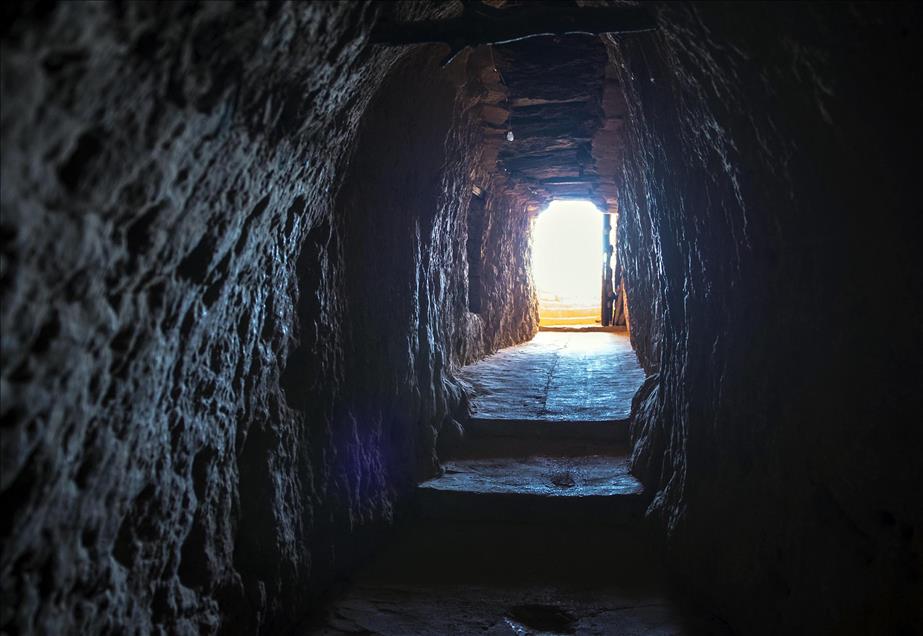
[472,35,626,212]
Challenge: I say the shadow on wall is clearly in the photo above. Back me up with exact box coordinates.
[611,3,922,635]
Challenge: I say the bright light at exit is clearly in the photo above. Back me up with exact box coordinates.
[532,200,602,324]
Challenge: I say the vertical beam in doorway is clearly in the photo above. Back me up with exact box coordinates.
[601,212,614,326]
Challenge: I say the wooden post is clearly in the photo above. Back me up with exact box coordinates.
[601,212,614,326]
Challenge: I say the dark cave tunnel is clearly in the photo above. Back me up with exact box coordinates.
[1,1,921,635]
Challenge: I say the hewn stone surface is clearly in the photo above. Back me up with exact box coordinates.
[459,331,644,421]
[311,521,733,635]
[3,2,921,635]
[417,455,645,525]
[421,455,642,497]
[610,4,922,635]
[0,2,537,634]
[316,585,716,635]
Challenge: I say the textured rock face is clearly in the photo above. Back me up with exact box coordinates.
[611,4,922,634]
[0,2,535,634]
[5,2,920,634]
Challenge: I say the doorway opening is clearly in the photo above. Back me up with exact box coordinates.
[532,200,604,327]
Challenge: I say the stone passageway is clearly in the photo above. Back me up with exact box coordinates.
[4,4,919,635]
[313,333,729,635]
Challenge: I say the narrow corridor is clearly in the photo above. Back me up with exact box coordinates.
[313,333,729,635]
[4,4,918,634]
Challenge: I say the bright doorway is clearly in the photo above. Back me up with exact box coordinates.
[531,200,603,327]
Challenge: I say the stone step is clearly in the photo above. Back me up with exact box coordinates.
[449,435,628,460]
[466,416,630,443]
[416,455,645,526]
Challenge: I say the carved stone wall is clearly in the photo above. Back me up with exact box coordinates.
[611,4,922,634]
[0,2,536,633]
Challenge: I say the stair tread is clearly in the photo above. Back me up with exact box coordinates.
[465,417,629,443]
[469,416,627,424]
[419,455,643,498]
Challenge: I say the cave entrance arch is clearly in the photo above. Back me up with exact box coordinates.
[532,200,608,327]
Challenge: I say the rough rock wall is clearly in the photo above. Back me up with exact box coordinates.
[468,189,538,363]
[611,3,922,635]
[0,2,536,634]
